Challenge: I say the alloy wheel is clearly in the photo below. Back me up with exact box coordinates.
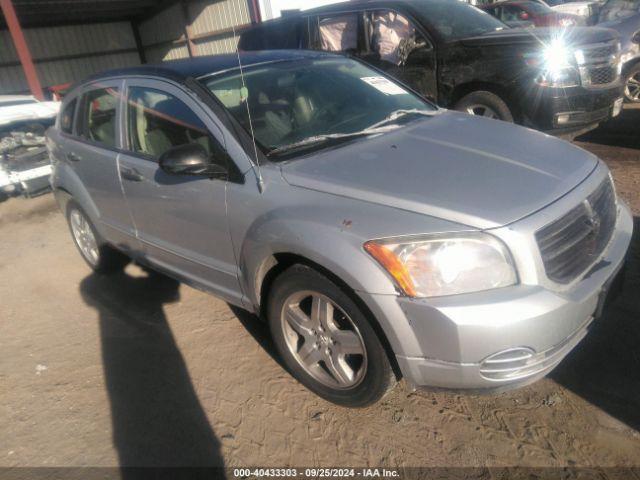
[70,209,99,266]
[466,104,499,119]
[280,291,367,389]
[625,72,640,102]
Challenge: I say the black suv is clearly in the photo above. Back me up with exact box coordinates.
[239,0,624,135]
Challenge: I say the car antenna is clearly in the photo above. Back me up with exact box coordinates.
[232,25,265,193]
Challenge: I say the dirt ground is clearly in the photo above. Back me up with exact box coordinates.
[1,107,640,473]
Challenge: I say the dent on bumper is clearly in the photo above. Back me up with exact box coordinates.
[364,203,633,390]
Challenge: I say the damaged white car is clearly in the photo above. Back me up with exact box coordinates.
[0,95,60,202]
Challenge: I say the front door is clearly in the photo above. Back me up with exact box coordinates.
[362,9,438,102]
[118,78,242,304]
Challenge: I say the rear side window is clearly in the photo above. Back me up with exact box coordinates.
[60,98,77,134]
[78,88,119,148]
[126,86,227,167]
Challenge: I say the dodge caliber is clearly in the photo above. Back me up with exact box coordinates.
[47,51,632,407]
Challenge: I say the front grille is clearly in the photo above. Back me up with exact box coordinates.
[536,178,617,284]
[587,65,617,85]
[577,40,620,87]
[584,44,617,59]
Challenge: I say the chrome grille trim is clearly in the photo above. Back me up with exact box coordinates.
[536,178,617,284]
[576,40,621,88]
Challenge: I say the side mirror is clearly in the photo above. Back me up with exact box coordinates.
[159,143,228,179]
[632,31,640,45]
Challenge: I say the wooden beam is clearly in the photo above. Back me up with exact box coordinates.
[0,0,43,99]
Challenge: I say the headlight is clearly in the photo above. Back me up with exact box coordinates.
[364,233,517,298]
[527,39,580,87]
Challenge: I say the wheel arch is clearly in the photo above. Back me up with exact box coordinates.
[255,252,403,380]
[450,81,520,120]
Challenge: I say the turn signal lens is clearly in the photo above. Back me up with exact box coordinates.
[364,241,417,297]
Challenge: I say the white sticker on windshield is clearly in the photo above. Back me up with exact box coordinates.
[360,76,408,96]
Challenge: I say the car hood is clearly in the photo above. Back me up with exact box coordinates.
[279,112,598,230]
[460,25,617,47]
[0,101,60,127]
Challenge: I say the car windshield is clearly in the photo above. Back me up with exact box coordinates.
[203,57,436,159]
[599,0,640,22]
[411,0,507,40]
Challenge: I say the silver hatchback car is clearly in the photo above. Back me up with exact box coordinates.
[48,51,632,407]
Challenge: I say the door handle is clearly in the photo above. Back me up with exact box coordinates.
[66,152,81,162]
[121,167,145,182]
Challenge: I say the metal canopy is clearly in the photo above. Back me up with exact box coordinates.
[0,0,178,28]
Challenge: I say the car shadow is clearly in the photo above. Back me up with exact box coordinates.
[551,217,640,431]
[79,267,225,476]
[576,106,640,150]
[227,304,288,372]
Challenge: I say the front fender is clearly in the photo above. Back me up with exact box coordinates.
[227,175,472,361]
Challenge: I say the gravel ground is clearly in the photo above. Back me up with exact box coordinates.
[1,107,639,472]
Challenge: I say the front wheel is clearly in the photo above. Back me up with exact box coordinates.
[267,265,396,407]
[66,201,129,274]
[623,64,640,103]
[454,90,514,122]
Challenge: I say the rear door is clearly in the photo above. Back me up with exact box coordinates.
[63,80,137,250]
[117,78,242,304]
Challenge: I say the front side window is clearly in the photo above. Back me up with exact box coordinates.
[316,14,359,52]
[126,86,226,164]
[204,57,435,158]
[79,88,119,148]
[370,10,428,66]
[60,98,77,134]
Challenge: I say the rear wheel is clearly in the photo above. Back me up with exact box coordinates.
[267,265,395,407]
[66,201,129,274]
[623,64,640,103]
[454,90,514,122]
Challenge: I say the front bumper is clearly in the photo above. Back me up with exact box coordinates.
[363,200,633,391]
[0,165,52,198]
[522,83,623,134]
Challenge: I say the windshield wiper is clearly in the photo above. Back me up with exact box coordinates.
[267,110,437,158]
[367,109,437,130]
[266,125,400,157]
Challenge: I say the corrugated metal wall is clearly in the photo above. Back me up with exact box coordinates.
[139,0,250,63]
[0,22,140,95]
[0,0,253,95]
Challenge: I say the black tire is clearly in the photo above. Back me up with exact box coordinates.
[267,264,396,407]
[454,90,514,123]
[65,200,129,274]
[0,192,8,203]
[623,63,640,103]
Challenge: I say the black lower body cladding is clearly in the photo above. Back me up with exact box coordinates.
[521,83,623,134]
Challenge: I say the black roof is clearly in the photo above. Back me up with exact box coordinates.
[84,50,332,85]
